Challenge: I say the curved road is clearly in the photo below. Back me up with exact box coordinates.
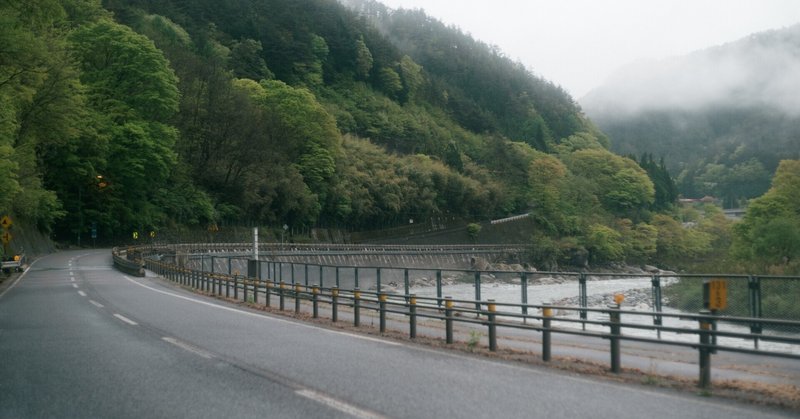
[0,250,792,418]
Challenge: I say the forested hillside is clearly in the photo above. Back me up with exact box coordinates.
[5,0,743,270]
[582,25,800,208]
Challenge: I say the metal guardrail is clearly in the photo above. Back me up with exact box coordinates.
[151,242,530,254]
[131,246,800,391]
[112,247,145,277]
[174,254,800,339]
[1,253,25,273]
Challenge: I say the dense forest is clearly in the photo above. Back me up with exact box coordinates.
[582,25,800,208]
[1,0,798,273]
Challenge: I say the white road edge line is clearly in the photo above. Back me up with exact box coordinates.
[89,300,104,308]
[295,389,386,419]
[122,275,401,347]
[113,313,138,326]
[162,337,214,359]
[78,290,87,297]
[72,283,78,289]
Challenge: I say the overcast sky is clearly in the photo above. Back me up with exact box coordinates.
[378,0,800,99]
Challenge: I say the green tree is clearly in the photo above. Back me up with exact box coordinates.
[466,223,481,241]
[397,55,422,103]
[378,66,403,98]
[354,35,373,79]
[731,160,800,270]
[230,38,274,81]
[651,214,712,266]
[585,223,625,263]
[528,152,568,233]
[69,20,179,122]
[567,148,655,217]
[68,18,182,234]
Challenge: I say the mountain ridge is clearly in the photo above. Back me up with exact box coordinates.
[581,23,800,206]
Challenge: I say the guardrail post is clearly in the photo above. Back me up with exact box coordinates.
[521,273,528,320]
[409,294,417,339]
[445,296,454,344]
[312,285,319,319]
[474,271,482,313]
[279,281,286,311]
[748,275,762,349]
[225,275,230,298]
[698,309,712,389]
[487,299,497,351]
[243,278,249,302]
[353,288,361,327]
[579,273,588,330]
[542,306,552,361]
[379,292,387,333]
[332,287,339,322]
[253,278,258,303]
[651,275,663,339]
[377,268,382,293]
[354,267,359,289]
[217,275,223,295]
[436,270,443,307]
[234,275,239,300]
[335,267,340,288]
[404,269,410,296]
[609,304,621,373]
[265,282,271,307]
[295,283,302,314]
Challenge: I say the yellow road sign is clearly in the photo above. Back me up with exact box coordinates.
[0,215,12,229]
[1,231,12,244]
[132,231,139,240]
[149,231,156,238]
[708,279,727,310]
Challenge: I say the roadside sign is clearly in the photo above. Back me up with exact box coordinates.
[1,231,11,244]
[0,215,11,229]
[706,279,727,310]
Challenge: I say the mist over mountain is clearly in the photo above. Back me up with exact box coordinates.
[583,24,800,116]
[582,24,800,206]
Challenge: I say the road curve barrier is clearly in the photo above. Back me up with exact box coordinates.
[112,247,145,277]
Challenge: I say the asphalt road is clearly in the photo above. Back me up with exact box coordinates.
[0,250,793,418]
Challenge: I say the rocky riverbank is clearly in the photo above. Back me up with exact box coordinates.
[548,288,670,312]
